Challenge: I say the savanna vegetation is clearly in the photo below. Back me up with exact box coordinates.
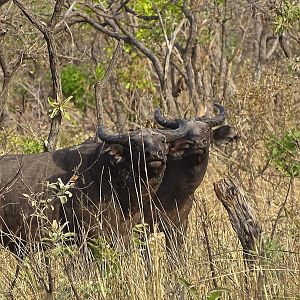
[0,0,299,299]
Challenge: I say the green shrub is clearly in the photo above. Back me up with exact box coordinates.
[267,128,300,177]
[5,135,43,154]
[61,64,93,112]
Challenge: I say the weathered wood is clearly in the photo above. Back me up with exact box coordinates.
[214,177,262,268]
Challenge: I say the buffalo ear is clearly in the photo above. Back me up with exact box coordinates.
[105,144,125,165]
[212,125,240,146]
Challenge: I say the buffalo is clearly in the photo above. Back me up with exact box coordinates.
[144,104,239,255]
[0,122,188,256]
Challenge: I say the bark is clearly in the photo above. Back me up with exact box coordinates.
[214,177,263,269]
[13,0,64,151]
[0,0,9,6]
[0,31,23,124]
[181,1,203,116]
[253,10,279,82]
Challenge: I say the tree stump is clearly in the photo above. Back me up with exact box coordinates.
[214,177,262,269]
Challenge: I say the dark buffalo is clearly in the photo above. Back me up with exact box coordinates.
[145,104,239,254]
[0,122,187,255]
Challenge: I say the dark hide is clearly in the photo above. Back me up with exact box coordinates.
[0,132,170,254]
[146,118,239,254]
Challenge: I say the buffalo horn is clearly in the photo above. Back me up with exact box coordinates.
[154,108,179,130]
[97,119,187,145]
[156,119,188,142]
[196,103,227,127]
[97,126,134,146]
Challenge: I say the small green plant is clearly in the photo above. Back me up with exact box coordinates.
[46,177,75,204]
[22,177,76,257]
[179,278,231,300]
[61,64,94,111]
[178,277,200,299]
[20,137,43,154]
[131,222,149,248]
[207,288,231,300]
[262,237,283,263]
[42,220,75,253]
[88,237,121,278]
[267,128,300,177]
[48,95,73,122]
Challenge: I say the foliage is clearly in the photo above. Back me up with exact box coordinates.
[1,0,300,298]
[262,237,284,262]
[88,237,121,278]
[274,0,300,34]
[207,288,231,300]
[178,277,200,299]
[46,177,75,205]
[19,136,44,154]
[128,0,184,47]
[42,220,75,252]
[118,61,155,93]
[22,177,76,253]
[61,64,94,112]
[2,134,44,154]
[267,128,300,177]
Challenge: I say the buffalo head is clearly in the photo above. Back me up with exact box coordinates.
[97,121,187,183]
[154,104,238,159]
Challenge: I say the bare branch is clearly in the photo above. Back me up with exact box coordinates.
[124,5,159,21]
[48,0,65,29]
[182,0,197,55]
[279,34,290,58]
[95,40,124,127]
[13,0,47,33]
[75,11,125,40]
[266,36,279,60]
[270,177,293,240]
[77,10,165,90]
[0,34,24,121]
[0,0,10,7]
[13,0,63,151]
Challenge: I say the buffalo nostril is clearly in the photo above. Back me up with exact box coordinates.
[201,139,207,145]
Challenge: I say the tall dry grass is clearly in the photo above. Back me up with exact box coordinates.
[0,69,299,299]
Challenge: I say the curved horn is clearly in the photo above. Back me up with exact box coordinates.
[97,126,136,145]
[196,103,227,127]
[154,108,179,130]
[157,119,188,142]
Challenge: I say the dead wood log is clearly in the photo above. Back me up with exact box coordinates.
[214,177,262,269]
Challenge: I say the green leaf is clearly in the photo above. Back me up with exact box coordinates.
[207,288,231,300]
[61,95,73,105]
[50,107,60,119]
[178,278,200,299]
[47,96,57,107]
[215,0,225,5]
